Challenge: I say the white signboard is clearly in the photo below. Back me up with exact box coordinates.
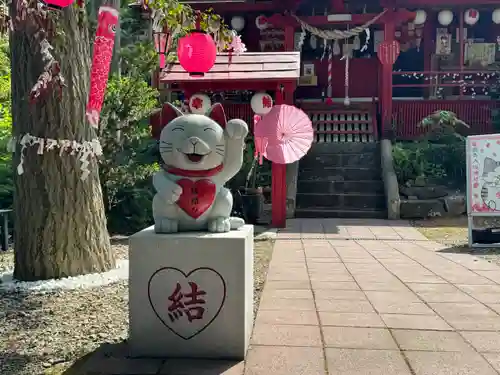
[466,134,500,247]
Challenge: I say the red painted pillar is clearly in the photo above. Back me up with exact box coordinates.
[422,13,433,98]
[271,25,295,228]
[381,17,395,137]
[271,85,287,228]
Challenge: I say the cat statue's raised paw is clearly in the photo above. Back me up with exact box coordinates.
[152,102,249,233]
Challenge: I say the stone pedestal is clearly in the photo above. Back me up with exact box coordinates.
[129,225,254,360]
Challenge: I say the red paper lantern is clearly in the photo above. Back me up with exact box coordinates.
[42,0,75,9]
[177,31,217,77]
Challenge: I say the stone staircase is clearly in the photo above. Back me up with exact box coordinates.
[295,143,387,219]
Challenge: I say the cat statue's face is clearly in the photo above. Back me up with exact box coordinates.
[159,103,226,171]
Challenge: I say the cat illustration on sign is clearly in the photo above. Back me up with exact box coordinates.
[153,103,248,233]
[481,157,500,210]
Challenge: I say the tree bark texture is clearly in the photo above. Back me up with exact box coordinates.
[10,5,115,281]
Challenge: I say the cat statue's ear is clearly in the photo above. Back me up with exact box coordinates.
[162,102,184,123]
[206,103,227,128]
[152,103,184,138]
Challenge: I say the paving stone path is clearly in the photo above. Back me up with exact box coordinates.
[79,219,500,375]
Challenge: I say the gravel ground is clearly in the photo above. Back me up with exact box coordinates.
[0,237,274,375]
[412,216,500,266]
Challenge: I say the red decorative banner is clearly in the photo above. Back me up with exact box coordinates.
[86,6,119,128]
[377,40,401,66]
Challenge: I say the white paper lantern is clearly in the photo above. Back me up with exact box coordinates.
[438,10,454,26]
[493,9,500,24]
[250,92,273,115]
[189,93,211,115]
[464,9,480,26]
[414,10,427,25]
[255,15,269,30]
[231,16,245,32]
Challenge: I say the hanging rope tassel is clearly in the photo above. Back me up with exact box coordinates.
[327,42,333,99]
[341,54,350,106]
[353,35,361,50]
[333,39,341,56]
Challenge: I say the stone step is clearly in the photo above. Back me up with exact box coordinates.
[296,193,386,210]
[300,152,380,169]
[307,142,379,155]
[295,207,387,219]
[298,167,382,182]
[297,180,385,195]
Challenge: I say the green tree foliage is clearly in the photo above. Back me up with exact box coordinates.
[0,36,12,208]
[100,42,160,234]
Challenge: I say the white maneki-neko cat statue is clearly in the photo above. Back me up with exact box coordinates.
[153,102,249,233]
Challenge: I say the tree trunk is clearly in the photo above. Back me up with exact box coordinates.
[10,5,115,281]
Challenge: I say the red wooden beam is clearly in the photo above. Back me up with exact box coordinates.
[267,9,416,28]
[174,80,296,92]
[392,0,500,5]
[195,1,276,12]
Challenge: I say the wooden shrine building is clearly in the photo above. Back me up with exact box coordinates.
[147,0,500,224]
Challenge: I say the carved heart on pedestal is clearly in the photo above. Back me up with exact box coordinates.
[147,267,226,340]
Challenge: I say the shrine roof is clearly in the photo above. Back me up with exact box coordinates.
[159,52,301,84]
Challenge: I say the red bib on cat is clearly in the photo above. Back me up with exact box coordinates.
[176,179,216,219]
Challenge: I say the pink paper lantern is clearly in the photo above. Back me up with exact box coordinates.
[177,31,217,77]
[42,0,75,9]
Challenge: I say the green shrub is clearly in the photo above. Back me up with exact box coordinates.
[0,36,12,209]
[393,111,467,188]
[392,140,465,187]
[99,43,160,234]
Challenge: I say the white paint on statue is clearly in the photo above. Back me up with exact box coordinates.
[153,103,249,233]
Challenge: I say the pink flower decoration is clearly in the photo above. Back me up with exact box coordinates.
[230,34,247,55]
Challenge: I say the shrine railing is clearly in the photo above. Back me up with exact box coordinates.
[392,70,499,98]
[391,70,498,139]
[392,100,496,140]
[224,101,379,143]
[300,101,378,143]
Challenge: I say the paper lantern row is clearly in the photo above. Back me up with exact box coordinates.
[435,9,488,26]
[188,92,274,116]
[413,8,500,26]
[230,15,271,31]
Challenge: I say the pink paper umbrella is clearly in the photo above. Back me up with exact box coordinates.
[86,6,119,128]
[254,105,313,164]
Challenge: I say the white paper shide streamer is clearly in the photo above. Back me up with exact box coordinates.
[14,134,103,180]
